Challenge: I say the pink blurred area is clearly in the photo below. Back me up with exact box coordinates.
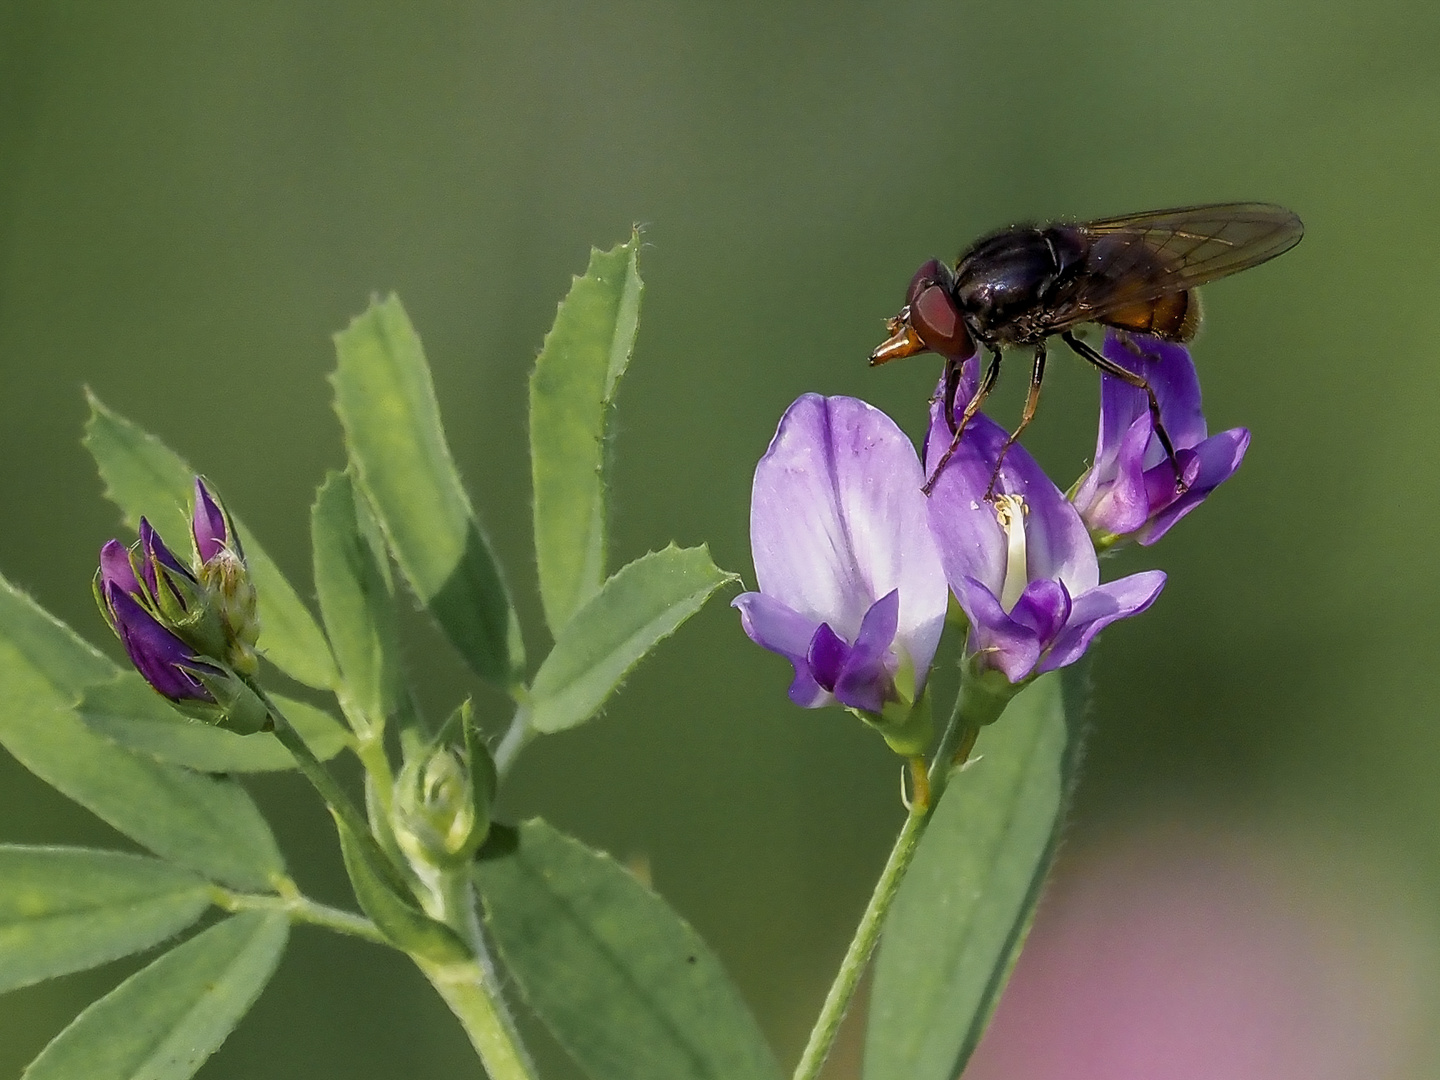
[962,825,1431,1080]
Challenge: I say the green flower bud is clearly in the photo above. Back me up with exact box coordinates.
[393,746,484,871]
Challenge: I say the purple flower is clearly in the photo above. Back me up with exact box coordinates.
[96,538,218,703]
[733,395,947,728]
[924,383,1166,683]
[1072,331,1249,546]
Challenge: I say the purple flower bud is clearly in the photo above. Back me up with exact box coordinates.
[733,395,948,724]
[1071,331,1249,546]
[924,385,1166,683]
[138,517,197,618]
[99,578,217,703]
[192,477,242,563]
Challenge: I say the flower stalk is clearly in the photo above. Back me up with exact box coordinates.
[790,668,1015,1080]
[415,956,540,1080]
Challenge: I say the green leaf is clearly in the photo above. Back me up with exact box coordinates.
[79,674,351,773]
[332,295,523,687]
[0,572,286,890]
[83,391,339,691]
[0,846,210,995]
[530,232,643,633]
[862,671,1080,1080]
[528,545,737,735]
[477,819,782,1080]
[22,911,288,1080]
[311,471,402,727]
[334,816,469,962]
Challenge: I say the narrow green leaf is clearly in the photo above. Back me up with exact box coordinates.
[332,295,523,688]
[311,471,401,726]
[22,912,288,1080]
[79,674,350,773]
[477,819,782,1080]
[0,572,285,890]
[530,232,643,633]
[528,545,737,734]
[82,391,339,690]
[862,671,1081,1080]
[0,846,210,994]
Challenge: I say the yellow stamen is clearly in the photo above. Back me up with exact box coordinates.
[994,493,1029,612]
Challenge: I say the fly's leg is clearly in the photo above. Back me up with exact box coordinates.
[942,357,962,435]
[922,349,1001,496]
[984,344,1047,499]
[1061,330,1186,491]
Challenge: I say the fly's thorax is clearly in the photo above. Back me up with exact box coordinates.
[952,226,1067,344]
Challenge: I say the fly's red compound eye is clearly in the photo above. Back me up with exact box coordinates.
[905,258,950,305]
[910,284,973,358]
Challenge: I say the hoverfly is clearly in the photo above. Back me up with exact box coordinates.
[870,202,1304,493]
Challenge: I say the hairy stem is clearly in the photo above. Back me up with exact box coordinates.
[790,670,1014,1080]
[249,681,407,889]
[415,956,540,1080]
[213,882,388,946]
[493,703,532,778]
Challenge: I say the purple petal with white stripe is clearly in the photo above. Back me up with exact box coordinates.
[735,394,947,712]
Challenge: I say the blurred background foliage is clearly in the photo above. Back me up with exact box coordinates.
[1,2,1437,1077]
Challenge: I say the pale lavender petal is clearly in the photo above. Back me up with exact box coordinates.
[835,590,900,713]
[1036,570,1167,675]
[926,401,1098,595]
[1139,429,1250,545]
[733,592,829,707]
[192,478,232,563]
[954,577,1044,684]
[750,394,946,673]
[1073,412,1153,537]
[924,403,1010,596]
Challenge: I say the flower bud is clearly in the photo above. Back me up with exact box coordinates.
[191,478,259,674]
[392,745,485,871]
[94,478,269,733]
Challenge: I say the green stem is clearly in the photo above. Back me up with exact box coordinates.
[789,670,1016,1080]
[492,703,532,778]
[415,955,540,1080]
[250,681,407,889]
[213,882,388,946]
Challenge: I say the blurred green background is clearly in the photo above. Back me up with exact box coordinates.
[2,2,1438,1077]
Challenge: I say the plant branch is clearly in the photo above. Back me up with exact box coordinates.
[249,680,407,889]
[415,956,540,1080]
[789,670,1012,1080]
[213,882,388,946]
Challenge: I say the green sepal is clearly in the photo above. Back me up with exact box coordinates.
[958,660,1024,726]
[334,814,470,962]
[154,565,230,664]
[859,686,935,758]
[183,665,271,735]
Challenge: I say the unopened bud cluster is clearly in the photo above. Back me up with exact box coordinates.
[94,478,266,733]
